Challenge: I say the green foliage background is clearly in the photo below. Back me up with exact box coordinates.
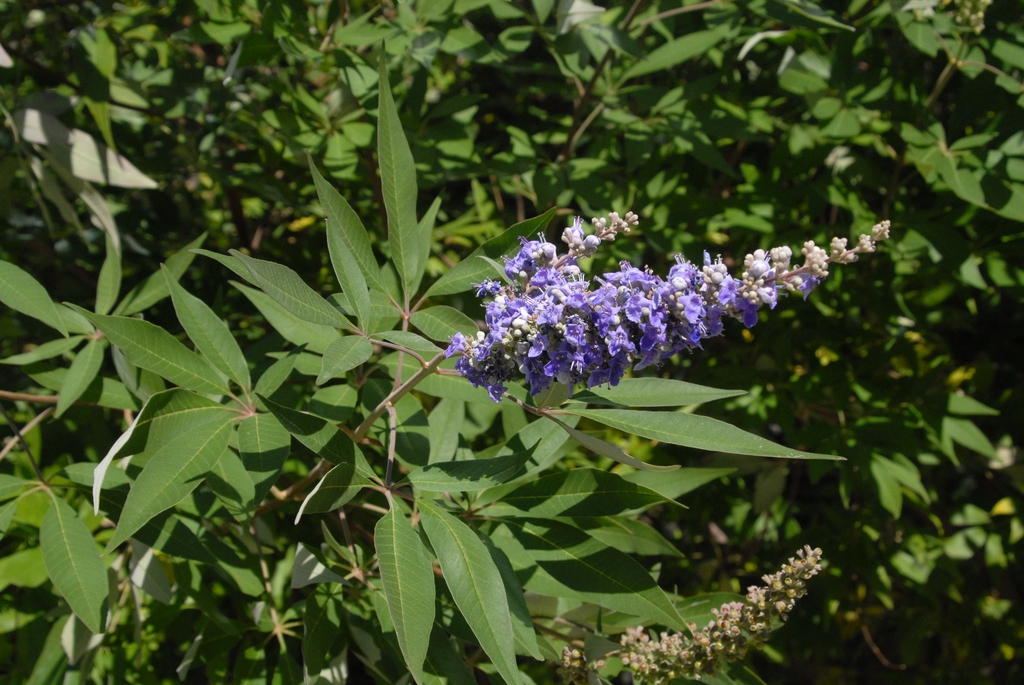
[1,0,1022,683]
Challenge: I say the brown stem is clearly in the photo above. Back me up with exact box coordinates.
[860,623,906,670]
[352,352,445,442]
[0,402,47,483]
[0,390,59,404]
[0,406,53,463]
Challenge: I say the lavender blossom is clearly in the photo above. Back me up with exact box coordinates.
[447,214,890,402]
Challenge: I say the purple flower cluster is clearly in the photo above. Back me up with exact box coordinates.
[446,214,890,402]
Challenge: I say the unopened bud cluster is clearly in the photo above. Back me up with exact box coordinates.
[447,213,889,401]
[558,546,824,684]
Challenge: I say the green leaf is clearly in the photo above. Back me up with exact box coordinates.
[551,417,680,471]
[936,156,986,207]
[259,396,376,480]
[67,306,229,396]
[294,459,369,522]
[207,448,256,520]
[571,516,683,558]
[410,306,478,342]
[425,208,556,297]
[570,378,745,407]
[163,265,250,390]
[309,157,382,314]
[423,625,478,685]
[25,362,138,410]
[772,0,853,31]
[622,467,734,500]
[500,468,671,517]
[0,474,31,500]
[303,583,346,676]
[947,394,999,416]
[374,330,443,355]
[565,409,840,460]
[252,345,305,401]
[820,108,861,138]
[0,261,69,336]
[230,251,351,328]
[410,196,442,296]
[317,336,374,385]
[193,248,253,282]
[620,29,725,81]
[40,498,109,633]
[0,335,84,365]
[104,416,232,552]
[115,232,207,316]
[95,235,121,316]
[498,517,685,630]
[377,55,420,298]
[238,413,291,505]
[477,533,543,660]
[418,499,521,685]
[233,281,340,354]
[375,507,436,684]
[55,338,106,417]
[405,450,533,492]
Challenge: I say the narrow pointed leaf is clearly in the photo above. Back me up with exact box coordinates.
[419,499,520,685]
[425,208,557,297]
[233,282,340,354]
[0,336,84,365]
[105,417,232,551]
[377,56,420,296]
[478,533,543,660]
[317,336,374,385]
[375,507,435,683]
[115,232,207,315]
[95,235,121,316]
[253,344,306,401]
[238,413,291,504]
[309,156,384,296]
[67,306,229,395]
[163,265,250,389]
[622,467,735,501]
[0,261,68,336]
[410,306,478,342]
[565,408,841,460]
[410,195,442,296]
[498,518,685,631]
[405,450,533,492]
[55,339,106,417]
[207,448,256,520]
[500,468,671,517]
[193,248,253,281]
[294,460,369,522]
[40,498,108,633]
[552,417,679,471]
[230,250,351,328]
[570,378,745,407]
[423,625,478,685]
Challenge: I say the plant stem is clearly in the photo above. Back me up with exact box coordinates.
[384,403,398,505]
[0,402,47,483]
[0,406,53,463]
[352,351,446,441]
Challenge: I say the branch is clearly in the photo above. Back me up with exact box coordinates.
[0,406,54,463]
[352,352,446,441]
[0,402,47,483]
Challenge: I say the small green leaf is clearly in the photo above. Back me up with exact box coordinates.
[238,413,291,505]
[410,306,478,342]
[410,196,442,296]
[115,232,207,316]
[419,499,521,685]
[207,448,256,520]
[377,55,420,298]
[375,507,436,684]
[373,331,443,355]
[565,408,841,460]
[294,460,369,522]
[426,208,556,297]
[233,282,340,354]
[67,306,229,396]
[0,336,84,365]
[0,261,69,336]
[95,235,121,316]
[620,29,725,81]
[500,468,671,517]
[405,450,533,492]
[163,265,250,390]
[230,251,351,328]
[105,416,232,552]
[317,336,374,385]
[948,394,999,416]
[570,377,745,407]
[551,417,680,471]
[253,344,306,401]
[40,498,109,633]
[0,474,31,500]
[55,338,106,417]
[303,583,346,676]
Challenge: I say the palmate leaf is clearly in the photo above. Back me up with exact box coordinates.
[377,52,422,299]
[418,499,521,685]
[40,497,108,633]
[104,416,233,552]
[68,306,229,396]
[375,507,436,684]
[496,517,686,631]
[565,408,841,460]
